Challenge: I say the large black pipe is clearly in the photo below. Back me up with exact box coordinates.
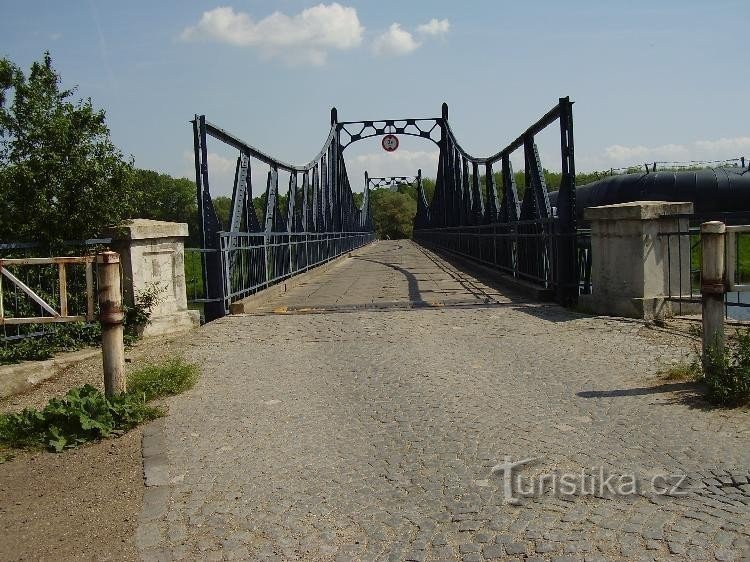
[548,167,750,222]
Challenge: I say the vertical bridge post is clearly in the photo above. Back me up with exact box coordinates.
[701,221,726,359]
[556,97,577,306]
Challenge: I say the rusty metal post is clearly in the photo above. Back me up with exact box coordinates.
[97,251,126,397]
[700,221,726,358]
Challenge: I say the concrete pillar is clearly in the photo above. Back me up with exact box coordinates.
[579,201,694,320]
[108,219,200,337]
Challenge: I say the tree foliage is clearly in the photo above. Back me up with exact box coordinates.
[212,193,289,231]
[131,168,195,224]
[370,188,417,239]
[0,53,136,245]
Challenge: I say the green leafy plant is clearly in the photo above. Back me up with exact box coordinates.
[700,331,750,407]
[0,384,161,452]
[0,322,102,365]
[124,282,165,340]
[0,359,199,452]
[127,358,198,402]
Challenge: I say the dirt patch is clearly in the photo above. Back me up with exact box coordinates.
[0,333,190,561]
[0,430,143,561]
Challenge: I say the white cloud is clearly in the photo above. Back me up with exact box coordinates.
[347,150,438,187]
[180,3,363,65]
[603,143,689,162]
[417,18,450,36]
[180,150,237,196]
[695,137,750,154]
[372,23,420,57]
[599,137,750,168]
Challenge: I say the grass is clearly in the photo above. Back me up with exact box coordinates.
[184,250,205,301]
[0,358,199,452]
[701,331,750,407]
[127,358,199,402]
[660,362,700,381]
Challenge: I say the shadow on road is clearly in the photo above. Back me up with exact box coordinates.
[577,381,721,411]
[577,382,698,398]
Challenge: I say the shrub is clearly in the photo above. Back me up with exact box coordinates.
[124,282,165,338]
[701,330,750,407]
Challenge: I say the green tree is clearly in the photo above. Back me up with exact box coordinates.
[420,178,436,204]
[130,168,201,243]
[0,53,135,245]
[352,191,364,209]
[370,188,417,239]
[212,196,232,230]
[131,169,196,224]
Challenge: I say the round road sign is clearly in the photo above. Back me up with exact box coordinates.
[382,134,399,152]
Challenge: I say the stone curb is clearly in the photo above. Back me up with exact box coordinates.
[138,418,170,553]
[0,347,101,399]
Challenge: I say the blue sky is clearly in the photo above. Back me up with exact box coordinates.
[2,1,748,197]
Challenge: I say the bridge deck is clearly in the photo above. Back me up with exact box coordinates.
[251,240,513,313]
[140,241,750,561]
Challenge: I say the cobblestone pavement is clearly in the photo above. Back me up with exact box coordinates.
[139,241,750,562]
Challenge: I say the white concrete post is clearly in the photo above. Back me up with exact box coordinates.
[107,220,199,337]
[97,251,126,397]
[701,221,726,358]
[579,201,695,319]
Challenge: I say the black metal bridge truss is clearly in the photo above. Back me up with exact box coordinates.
[192,97,577,321]
[412,98,578,306]
[192,109,376,321]
[365,170,423,192]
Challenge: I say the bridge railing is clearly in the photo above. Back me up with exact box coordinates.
[218,231,374,309]
[658,214,750,320]
[0,240,109,343]
[414,219,558,290]
[413,98,578,305]
[192,109,375,320]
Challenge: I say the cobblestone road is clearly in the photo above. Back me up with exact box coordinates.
[139,241,750,562]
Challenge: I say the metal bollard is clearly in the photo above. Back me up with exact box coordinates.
[700,221,726,358]
[97,251,126,397]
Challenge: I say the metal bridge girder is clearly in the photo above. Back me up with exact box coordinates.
[412,97,580,307]
[485,162,500,223]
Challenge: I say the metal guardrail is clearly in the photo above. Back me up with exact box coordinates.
[414,220,558,290]
[0,247,106,342]
[659,220,750,319]
[413,98,579,306]
[725,226,750,293]
[219,231,374,312]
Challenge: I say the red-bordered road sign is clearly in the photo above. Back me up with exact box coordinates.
[382,134,399,152]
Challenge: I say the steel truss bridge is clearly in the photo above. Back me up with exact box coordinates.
[365,171,422,192]
[192,97,578,321]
